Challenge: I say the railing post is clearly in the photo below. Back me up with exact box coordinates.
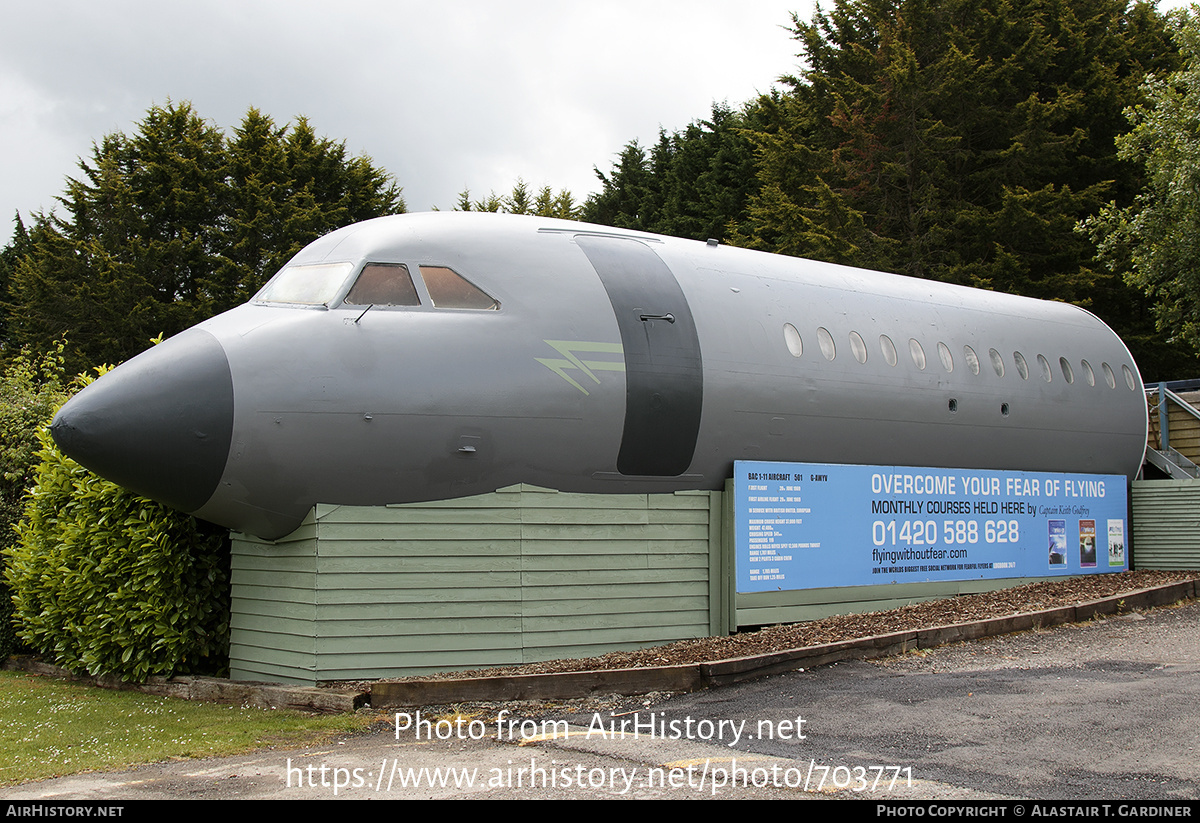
[1159,381,1170,453]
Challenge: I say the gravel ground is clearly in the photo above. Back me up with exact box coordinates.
[349,569,1199,725]
[397,569,1197,681]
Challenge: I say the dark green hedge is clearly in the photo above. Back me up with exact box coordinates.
[0,347,71,660]
[5,424,229,682]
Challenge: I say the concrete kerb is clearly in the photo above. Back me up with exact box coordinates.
[372,664,706,707]
[6,581,1196,712]
[0,658,367,714]
[371,580,1199,707]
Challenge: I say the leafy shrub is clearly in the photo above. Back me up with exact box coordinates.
[4,387,229,681]
[0,346,71,659]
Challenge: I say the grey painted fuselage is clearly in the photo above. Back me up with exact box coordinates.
[50,212,1149,539]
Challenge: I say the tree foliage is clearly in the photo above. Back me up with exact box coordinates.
[455,178,582,219]
[732,0,1191,376]
[0,344,71,659]
[583,102,761,243]
[7,103,405,371]
[4,370,229,681]
[0,216,31,350]
[1085,10,1200,356]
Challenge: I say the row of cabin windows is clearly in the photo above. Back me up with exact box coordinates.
[782,323,1137,391]
[256,262,499,310]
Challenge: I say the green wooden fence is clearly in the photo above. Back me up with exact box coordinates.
[230,478,1191,684]
[1130,479,1200,571]
[230,485,721,683]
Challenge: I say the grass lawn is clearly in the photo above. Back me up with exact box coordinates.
[1,670,379,786]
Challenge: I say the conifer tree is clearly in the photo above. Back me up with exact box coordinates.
[0,215,30,354]
[532,185,583,220]
[585,141,655,231]
[735,0,1189,376]
[8,102,404,371]
[454,179,582,219]
[584,102,760,243]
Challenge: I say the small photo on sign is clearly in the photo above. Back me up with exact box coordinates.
[1048,520,1066,567]
[1108,519,1126,567]
[1079,520,1097,568]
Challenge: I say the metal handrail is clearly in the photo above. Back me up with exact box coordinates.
[1145,382,1200,477]
[1145,384,1200,424]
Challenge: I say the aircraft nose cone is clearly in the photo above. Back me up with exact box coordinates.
[50,329,234,514]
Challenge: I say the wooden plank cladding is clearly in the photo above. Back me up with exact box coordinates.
[1131,479,1200,571]
[229,485,718,684]
[229,479,1183,686]
[1148,390,1200,464]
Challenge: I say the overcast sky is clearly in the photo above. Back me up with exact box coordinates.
[3,1,1190,238]
[0,1,822,232]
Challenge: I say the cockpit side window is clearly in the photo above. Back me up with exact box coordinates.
[256,261,354,305]
[344,263,420,306]
[420,266,499,310]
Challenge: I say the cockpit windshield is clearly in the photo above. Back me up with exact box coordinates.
[343,263,420,306]
[255,262,354,305]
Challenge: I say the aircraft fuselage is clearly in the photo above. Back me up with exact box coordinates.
[50,213,1148,539]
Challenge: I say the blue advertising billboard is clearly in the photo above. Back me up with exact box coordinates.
[734,461,1129,593]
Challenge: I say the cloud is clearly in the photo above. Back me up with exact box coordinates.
[0,0,807,227]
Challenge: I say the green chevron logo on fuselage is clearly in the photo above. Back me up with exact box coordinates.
[536,340,625,395]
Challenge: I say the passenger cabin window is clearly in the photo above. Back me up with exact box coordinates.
[963,346,980,375]
[1102,362,1117,388]
[420,266,499,310]
[817,327,836,360]
[909,338,926,370]
[937,341,953,372]
[1013,351,1029,380]
[1122,365,1137,391]
[344,263,420,306]
[849,331,868,364]
[1060,357,1075,384]
[880,335,898,366]
[989,348,1005,377]
[783,323,803,357]
[256,261,354,306]
[1037,354,1053,382]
